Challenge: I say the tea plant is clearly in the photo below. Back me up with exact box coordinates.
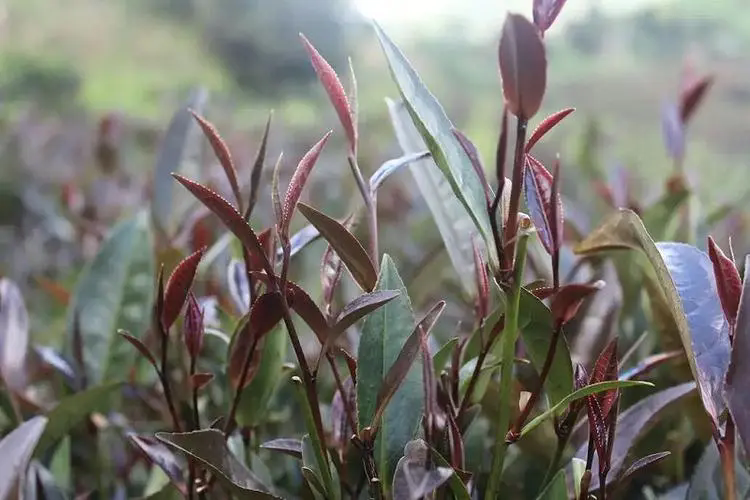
[1,1,749,499]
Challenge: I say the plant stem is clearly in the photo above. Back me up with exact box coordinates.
[509,323,562,440]
[348,155,379,272]
[502,118,528,268]
[485,231,529,499]
[458,318,504,418]
[328,353,357,440]
[159,330,182,432]
[720,415,737,500]
[223,335,260,436]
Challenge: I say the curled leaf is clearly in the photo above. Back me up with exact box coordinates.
[498,14,547,119]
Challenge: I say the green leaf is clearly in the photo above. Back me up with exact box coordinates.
[386,98,482,297]
[374,23,491,250]
[433,337,458,375]
[152,88,208,236]
[516,288,574,408]
[520,380,654,437]
[357,254,422,493]
[535,469,567,500]
[156,429,280,499]
[35,382,123,457]
[575,210,729,430]
[0,416,47,498]
[425,445,471,500]
[66,212,154,383]
[236,324,288,427]
[49,436,71,492]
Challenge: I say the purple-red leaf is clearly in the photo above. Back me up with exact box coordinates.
[523,155,561,254]
[191,111,241,208]
[726,255,750,455]
[173,175,274,278]
[498,14,547,119]
[300,34,357,154]
[191,372,215,391]
[245,112,272,220]
[118,330,157,368]
[162,247,205,330]
[619,351,681,381]
[281,132,332,237]
[183,293,205,360]
[679,75,713,124]
[590,337,619,418]
[707,236,741,330]
[525,108,575,153]
[453,129,491,207]
[370,301,445,433]
[297,203,377,292]
[550,281,603,325]
[129,435,186,493]
[227,292,284,389]
[533,0,568,34]
[472,240,489,320]
[618,452,671,483]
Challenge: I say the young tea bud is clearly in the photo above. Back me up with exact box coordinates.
[183,292,205,360]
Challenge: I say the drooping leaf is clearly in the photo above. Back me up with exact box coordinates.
[281,132,333,237]
[35,382,123,457]
[0,416,47,499]
[577,382,696,492]
[236,325,288,427]
[118,330,157,369]
[707,236,741,328]
[129,435,186,490]
[375,23,493,255]
[520,380,653,437]
[0,278,29,391]
[191,111,241,207]
[369,152,431,194]
[162,247,205,329]
[357,254,422,491]
[386,98,481,297]
[152,88,208,236]
[297,203,377,291]
[300,34,357,153]
[533,0,568,34]
[526,108,575,153]
[371,300,445,433]
[156,429,280,498]
[66,213,154,382]
[498,14,547,119]
[575,210,731,430]
[617,451,671,484]
[725,255,750,454]
[534,469,566,500]
[260,438,302,459]
[173,175,273,277]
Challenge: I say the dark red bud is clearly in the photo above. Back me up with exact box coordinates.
[184,293,205,359]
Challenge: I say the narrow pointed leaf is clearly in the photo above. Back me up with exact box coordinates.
[281,132,332,236]
[575,210,731,430]
[525,108,575,153]
[66,213,154,382]
[118,331,157,368]
[0,416,47,499]
[375,23,493,253]
[472,240,489,319]
[433,337,459,375]
[680,75,713,124]
[453,129,491,206]
[129,435,186,489]
[246,112,272,219]
[288,224,320,260]
[549,281,603,325]
[619,351,681,381]
[533,0,568,33]
[297,203,377,291]
[369,152,431,194]
[0,278,29,391]
[156,429,280,498]
[618,452,671,483]
[707,236,741,327]
[260,438,303,459]
[498,14,547,119]
[163,247,205,329]
[589,337,619,418]
[191,372,214,390]
[524,154,558,254]
[173,175,273,277]
[725,255,750,454]
[191,111,241,207]
[271,153,284,228]
[300,34,356,153]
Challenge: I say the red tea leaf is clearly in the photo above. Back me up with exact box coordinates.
[248,228,275,273]
[531,286,556,300]
[191,372,215,391]
[533,0,568,34]
[586,393,608,465]
[590,337,619,418]
[163,247,205,329]
[191,111,241,208]
[472,240,489,319]
[453,128,491,206]
[550,281,603,325]
[523,154,556,253]
[371,301,445,432]
[707,235,741,329]
[183,293,205,360]
[548,158,563,255]
[300,34,357,154]
[679,75,713,125]
[297,203,377,292]
[271,153,284,229]
[172,175,274,278]
[118,330,157,368]
[281,132,332,237]
[498,14,547,119]
[245,112,272,220]
[525,108,575,153]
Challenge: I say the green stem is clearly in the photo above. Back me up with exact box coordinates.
[720,415,737,500]
[485,231,529,499]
